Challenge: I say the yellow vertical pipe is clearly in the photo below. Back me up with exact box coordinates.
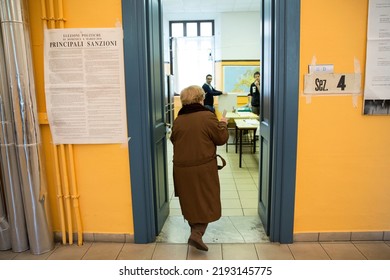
[67,145,83,246]
[47,0,56,29]
[40,0,48,28]
[56,0,81,246]
[59,144,73,244]
[52,145,66,244]
[40,0,67,245]
[57,0,65,28]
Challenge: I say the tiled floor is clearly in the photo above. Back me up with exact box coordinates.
[2,134,390,260]
[1,240,390,260]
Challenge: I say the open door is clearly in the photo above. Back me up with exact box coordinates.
[122,0,168,243]
[258,0,273,235]
[148,0,170,234]
[258,0,300,243]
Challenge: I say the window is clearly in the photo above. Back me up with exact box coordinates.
[200,22,213,36]
[186,22,197,37]
[169,20,215,91]
[169,20,214,37]
[171,23,183,37]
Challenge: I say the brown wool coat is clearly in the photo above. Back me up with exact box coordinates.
[170,110,229,223]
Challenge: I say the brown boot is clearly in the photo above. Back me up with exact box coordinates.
[188,234,208,251]
[188,222,209,251]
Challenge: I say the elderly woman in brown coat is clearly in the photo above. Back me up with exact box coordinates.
[170,85,228,251]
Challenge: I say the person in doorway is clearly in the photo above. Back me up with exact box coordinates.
[248,71,260,115]
[202,74,225,113]
[170,85,228,251]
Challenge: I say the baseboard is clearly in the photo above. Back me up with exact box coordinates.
[54,232,134,244]
[294,231,390,242]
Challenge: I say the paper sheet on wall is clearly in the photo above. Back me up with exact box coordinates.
[363,0,390,115]
[44,28,128,144]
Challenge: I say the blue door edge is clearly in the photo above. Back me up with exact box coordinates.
[269,0,300,244]
[122,0,156,244]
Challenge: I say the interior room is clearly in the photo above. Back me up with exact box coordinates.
[156,0,267,244]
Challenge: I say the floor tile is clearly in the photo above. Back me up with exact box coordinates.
[169,208,183,216]
[203,218,245,243]
[219,178,236,185]
[320,242,366,260]
[221,190,239,199]
[222,208,244,216]
[82,242,123,260]
[169,199,181,209]
[0,249,23,260]
[235,183,258,191]
[240,198,258,208]
[243,208,258,216]
[353,242,390,260]
[288,242,330,260]
[218,172,234,179]
[234,178,255,184]
[156,216,190,243]
[187,244,222,260]
[117,243,156,260]
[229,216,269,243]
[152,244,188,260]
[47,242,92,260]
[231,172,251,179]
[13,245,58,260]
[221,198,242,209]
[238,190,258,199]
[220,184,238,190]
[222,244,258,260]
[255,243,294,260]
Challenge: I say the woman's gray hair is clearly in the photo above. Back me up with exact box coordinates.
[180,85,205,105]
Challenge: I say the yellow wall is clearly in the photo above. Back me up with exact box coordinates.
[296,0,390,232]
[28,0,133,235]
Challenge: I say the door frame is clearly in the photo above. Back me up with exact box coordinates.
[268,0,300,243]
[122,0,156,243]
[122,0,300,244]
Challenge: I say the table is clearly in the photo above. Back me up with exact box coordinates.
[225,111,259,120]
[225,112,259,152]
[234,119,260,168]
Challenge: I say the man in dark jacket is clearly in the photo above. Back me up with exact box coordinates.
[248,71,260,115]
[202,74,225,113]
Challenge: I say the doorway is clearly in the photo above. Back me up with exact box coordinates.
[158,0,267,244]
[121,0,299,244]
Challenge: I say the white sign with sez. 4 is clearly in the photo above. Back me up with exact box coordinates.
[304,73,361,95]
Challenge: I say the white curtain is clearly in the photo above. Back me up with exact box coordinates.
[172,36,214,94]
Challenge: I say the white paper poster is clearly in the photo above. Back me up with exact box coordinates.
[363,0,390,115]
[44,28,127,144]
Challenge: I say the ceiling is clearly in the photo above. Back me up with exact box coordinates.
[163,0,260,13]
